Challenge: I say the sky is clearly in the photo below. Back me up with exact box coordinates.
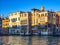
[0,0,60,17]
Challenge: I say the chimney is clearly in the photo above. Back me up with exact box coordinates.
[41,6,44,11]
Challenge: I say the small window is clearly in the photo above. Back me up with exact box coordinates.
[52,14,53,16]
[24,14,26,17]
[34,14,35,16]
[20,14,21,17]
[45,13,47,16]
[11,18,17,22]
[18,17,20,20]
[20,14,23,17]
[22,14,23,17]
[37,13,38,15]
[38,14,40,17]
[54,14,56,16]
[41,14,44,16]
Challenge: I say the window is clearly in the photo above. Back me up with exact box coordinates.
[52,14,53,16]
[18,17,20,20]
[20,14,22,17]
[20,20,27,24]
[53,14,56,16]
[22,14,23,17]
[20,14,23,17]
[38,14,40,17]
[37,13,38,15]
[11,18,17,22]
[12,25,17,28]
[20,14,21,17]
[40,18,45,22]
[34,14,35,16]
[45,13,47,16]
[11,13,13,16]
[41,14,44,16]
[9,19,10,22]
[24,14,26,17]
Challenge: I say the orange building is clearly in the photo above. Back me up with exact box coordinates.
[56,12,60,29]
[2,18,9,28]
[2,18,9,34]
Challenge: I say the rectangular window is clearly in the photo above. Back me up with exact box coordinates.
[41,14,44,16]
[11,18,17,22]
[53,14,56,16]
[21,20,27,25]
[18,17,20,21]
[11,13,13,16]
[24,14,26,17]
[45,13,47,16]
[20,15,21,17]
[38,14,40,17]
[20,14,22,17]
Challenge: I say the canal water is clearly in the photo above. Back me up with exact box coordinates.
[1,36,60,45]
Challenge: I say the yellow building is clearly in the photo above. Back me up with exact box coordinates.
[31,6,56,35]
[38,12,48,25]
[9,12,21,27]
[20,12,31,35]
[20,12,31,26]
[9,12,32,35]
[31,8,39,26]
[8,6,57,35]
[31,6,47,34]
[9,12,22,34]
[31,6,45,26]
[2,18,9,28]
[31,6,56,26]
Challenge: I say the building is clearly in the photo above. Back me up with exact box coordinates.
[9,12,32,35]
[8,6,57,35]
[31,6,45,35]
[2,18,9,34]
[0,15,3,34]
[56,12,60,30]
[2,18,9,28]
[20,12,32,35]
[9,12,21,34]
[31,8,40,35]
[31,6,56,35]
[2,36,9,45]
[48,11,56,35]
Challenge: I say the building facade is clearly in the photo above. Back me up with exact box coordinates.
[9,12,32,35]
[7,6,57,35]
[56,12,60,29]
[20,12,32,35]
[9,12,21,34]
[2,18,9,34]
[31,6,57,35]
[0,17,2,34]
[31,8,39,35]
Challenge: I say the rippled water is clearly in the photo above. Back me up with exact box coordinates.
[1,36,60,45]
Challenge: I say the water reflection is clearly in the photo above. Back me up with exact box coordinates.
[1,36,60,45]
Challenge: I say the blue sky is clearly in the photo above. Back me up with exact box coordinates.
[0,0,60,17]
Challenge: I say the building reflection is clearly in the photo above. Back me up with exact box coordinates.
[2,36,9,45]
[1,36,60,45]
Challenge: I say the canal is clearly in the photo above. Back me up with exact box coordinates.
[1,36,60,45]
